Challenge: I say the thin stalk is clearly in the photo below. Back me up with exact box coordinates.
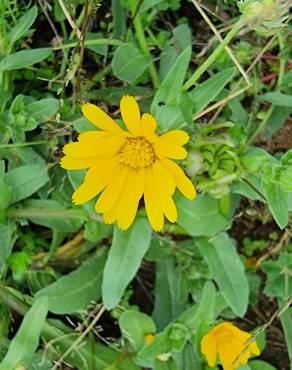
[247,31,286,144]
[129,0,160,88]
[0,140,47,148]
[6,208,90,220]
[182,20,243,91]
[53,38,123,51]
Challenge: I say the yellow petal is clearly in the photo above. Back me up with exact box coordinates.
[95,166,129,213]
[218,343,236,370]
[144,167,164,231]
[153,161,176,195]
[103,169,145,229]
[63,134,124,159]
[159,130,189,145]
[72,157,120,204]
[160,157,196,199]
[120,95,142,136]
[141,113,158,142]
[249,340,260,356]
[116,169,145,230]
[201,332,217,367]
[154,140,188,160]
[162,196,177,223]
[60,156,98,170]
[81,102,122,132]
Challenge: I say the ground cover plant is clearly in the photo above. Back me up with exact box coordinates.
[0,0,292,369]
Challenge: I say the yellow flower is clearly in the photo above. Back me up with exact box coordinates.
[201,322,261,370]
[61,95,196,231]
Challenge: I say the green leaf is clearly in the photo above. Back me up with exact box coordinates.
[8,6,38,47]
[196,233,249,316]
[152,47,191,113]
[5,164,49,203]
[27,98,59,123]
[240,147,274,173]
[0,48,51,72]
[280,305,292,369]
[22,199,84,232]
[112,43,149,83]
[119,310,156,351]
[0,161,13,210]
[102,217,152,309]
[177,195,230,237]
[36,249,107,314]
[0,222,16,276]
[0,296,48,370]
[261,92,292,107]
[112,0,126,38]
[262,252,292,299]
[262,181,288,229]
[153,257,189,330]
[190,67,236,114]
[249,360,277,370]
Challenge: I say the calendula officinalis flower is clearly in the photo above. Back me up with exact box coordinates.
[201,322,261,370]
[61,96,196,231]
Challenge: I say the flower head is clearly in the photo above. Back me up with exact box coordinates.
[61,95,196,231]
[201,322,260,370]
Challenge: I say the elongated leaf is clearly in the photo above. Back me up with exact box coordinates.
[5,164,49,203]
[249,360,277,370]
[9,6,38,46]
[36,249,107,314]
[280,305,292,368]
[151,46,191,113]
[262,181,288,229]
[0,48,51,72]
[27,98,59,123]
[196,233,249,316]
[261,92,292,107]
[153,257,189,330]
[190,67,236,114]
[102,217,152,309]
[112,43,149,83]
[0,222,16,275]
[177,194,230,237]
[0,296,48,370]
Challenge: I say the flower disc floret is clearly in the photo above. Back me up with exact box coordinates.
[61,95,196,231]
[120,137,156,169]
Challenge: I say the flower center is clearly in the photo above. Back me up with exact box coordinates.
[120,137,156,169]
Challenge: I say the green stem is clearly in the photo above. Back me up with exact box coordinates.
[182,20,243,91]
[0,140,47,148]
[53,38,123,51]
[247,31,286,144]
[129,0,160,89]
[6,208,90,220]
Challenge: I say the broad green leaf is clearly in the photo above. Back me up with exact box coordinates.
[36,249,107,314]
[177,195,230,237]
[5,164,49,203]
[119,310,156,351]
[196,233,249,316]
[261,92,292,107]
[0,48,51,72]
[280,305,292,369]
[102,217,152,309]
[262,181,288,229]
[27,98,59,123]
[112,43,149,83]
[153,257,189,330]
[24,199,82,233]
[190,67,236,114]
[0,296,48,370]
[152,47,191,113]
[249,360,277,370]
[8,6,38,46]
[154,358,178,370]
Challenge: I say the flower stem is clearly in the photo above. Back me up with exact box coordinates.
[129,0,160,89]
[182,20,243,91]
[0,140,47,148]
